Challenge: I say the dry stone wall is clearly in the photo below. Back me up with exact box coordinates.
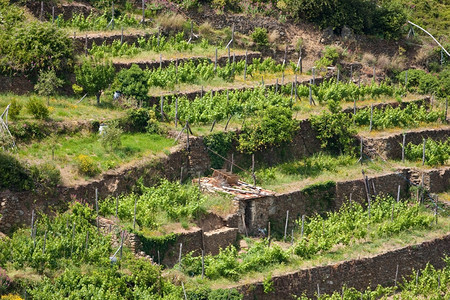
[237,234,450,299]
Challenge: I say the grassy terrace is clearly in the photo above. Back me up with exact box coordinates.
[17,132,174,184]
[0,94,125,122]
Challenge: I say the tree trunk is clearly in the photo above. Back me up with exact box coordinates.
[96,93,101,105]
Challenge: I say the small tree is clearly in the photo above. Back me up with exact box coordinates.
[114,64,149,101]
[100,121,123,152]
[75,58,115,105]
[34,69,64,105]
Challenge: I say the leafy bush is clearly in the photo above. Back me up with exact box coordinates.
[0,152,33,191]
[100,121,123,151]
[124,108,152,132]
[310,106,356,155]
[30,163,61,190]
[251,27,269,50]
[8,121,49,142]
[75,58,115,105]
[315,46,341,69]
[75,154,100,176]
[204,131,236,169]
[8,99,22,120]
[284,0,407,39]
[114,64,149,101]
[238,106,298,154]
[0,21,73,75]
[26,97,49,120]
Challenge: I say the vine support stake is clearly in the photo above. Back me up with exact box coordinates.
[214,48,218,72]
[317,283,320,297]
[294,75,298,100]
[337,68,340,83]
[283,44,288,66]
[397,185,401,203]
[133,196,137,231]
[369,104,373,132]
[230,153,234,173]
[159,54,162,69]
[251,154,256,187]
[445,98,448,123]
[52,7,55,23]
[394,264,399,286]
[312,67,315,84]
[301,215,305,238]
[141,0,145,24]
[308,79,312,105]
[275,78,278,93]
[42,230,47,254]
[85,35,88,56]
[178,243,182,266]
[201,250,205,279]
[121,26,124,45]
[283,210,289,242]
[31,209,35,237]
[422,138,426,166]
[415,270,419,285]
[119,231,124,261]
[201,86,203,98]
[210,120,216,132]
[182,282,187,300]
[391,203,394,221]
[115,196,119,219]
[267,221,271,246]
[40,1,44,21]
[291,229,294,245]
[350,65,353,83]
[435,202,438,225]
[402,133,406,163]
[175,97,178,128]
[244,50,248,80]
[95,188,99,230]
[160,96,164,121]
[405,70,408,89]
[349,193,352,204]
[180,167,183,184]
[282,69,285,85]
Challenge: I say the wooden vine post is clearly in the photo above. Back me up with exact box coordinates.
[402,133,406,163]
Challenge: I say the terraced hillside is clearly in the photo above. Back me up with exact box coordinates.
[0,0,449,299]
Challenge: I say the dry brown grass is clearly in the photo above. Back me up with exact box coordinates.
[156,13,186,32]
[268,30,280,44]
[376,54,390,72]
[361,52,377,67]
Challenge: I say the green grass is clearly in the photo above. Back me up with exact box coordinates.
[17,132,174,182]
[0,93,126,122]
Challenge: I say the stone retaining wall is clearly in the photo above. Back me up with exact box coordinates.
[237,234,450,299]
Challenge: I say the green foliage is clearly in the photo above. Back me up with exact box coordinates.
[75,58,115,104]
[263,273,275,294]
[26,97,49,120]
[75,154,100,177]
[8,99,22,120]
[203,131,236,169]
[8,120,49,142]
[310,109,356,155]
[30,163,61,191]
[124,108,151,132]
[114,64,149,101]
[100,179,206,229]
[285,0,407,39]
[0,152,33,191]
[251,27,269,50]
[294,195,433,259]
[0,22,73,75]
[405,138,450,166]
[354,103,445,130]
[167,86,290,124]
[314,46,341,69]
[136,233,177,262]
[399,67,450,98]
[57,12,139,31]
[0,0,24,31]
[238,106,298,154]
[181,240,289,281]
[34,69,64,98]
[100,121,123,152]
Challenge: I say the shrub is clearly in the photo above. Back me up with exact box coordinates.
[0,21,73,75]
[204,131,236,169]
[238,106,298,154]
[251,27,269,50]
[30,163,61,190]
[0,131,14,150]
[114,64,149,101]
[34,69,64,100]
[26,97,49,120]
[146,110,163,134]
[75,154,100,177]
[8,99,22,120]
[0,152,33,191]
[100,121,123,151]
[315,46,341,69]
[310,104,356,155]
[125,108,150,132]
